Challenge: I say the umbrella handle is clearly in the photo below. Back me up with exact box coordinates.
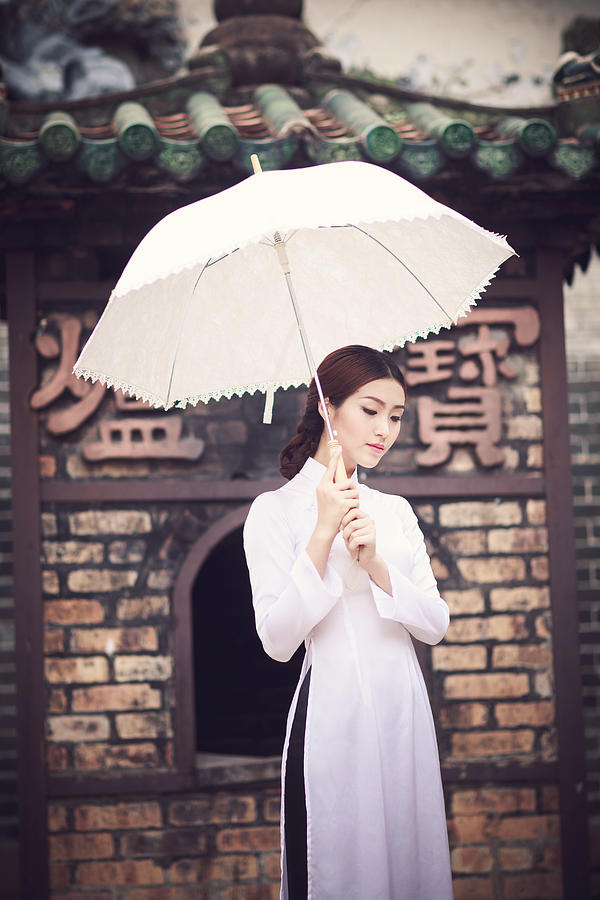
[328,439,348,484]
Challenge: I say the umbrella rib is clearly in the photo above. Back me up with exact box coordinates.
[348,224,454,324]
[165,259,211,408]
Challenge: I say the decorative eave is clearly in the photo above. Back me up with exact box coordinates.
[0,59,599,191]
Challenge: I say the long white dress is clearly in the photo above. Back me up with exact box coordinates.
[243,456,454,900]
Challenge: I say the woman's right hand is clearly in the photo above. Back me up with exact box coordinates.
[314,446,359,541]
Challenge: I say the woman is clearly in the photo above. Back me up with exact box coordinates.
[243,345,453,900]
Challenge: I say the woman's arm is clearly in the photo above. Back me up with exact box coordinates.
[243,492,344,663]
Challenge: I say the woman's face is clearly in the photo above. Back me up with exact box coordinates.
[323,377,406,471]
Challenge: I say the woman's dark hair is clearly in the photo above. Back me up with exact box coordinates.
[279,345,407,480]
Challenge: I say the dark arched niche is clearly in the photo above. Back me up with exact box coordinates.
[173,505,302,769]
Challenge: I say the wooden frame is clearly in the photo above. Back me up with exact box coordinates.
[6,253,48,900]
[537,249,590,899]
[9,252,589,899]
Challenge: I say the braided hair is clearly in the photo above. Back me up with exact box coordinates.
[279,345,406,480]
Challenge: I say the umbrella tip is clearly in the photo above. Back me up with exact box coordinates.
[250,153,262,175]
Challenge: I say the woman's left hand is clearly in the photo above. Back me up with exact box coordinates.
[341,507,377,567]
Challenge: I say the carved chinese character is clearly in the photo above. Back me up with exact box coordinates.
[416,386,504,467]
[405,340,456,386]
[83,417,204,461]
[457,324,516,386]
[30,315,106,434]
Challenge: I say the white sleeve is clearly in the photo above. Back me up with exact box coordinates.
[243,491,343,663]
[370,497,450,646]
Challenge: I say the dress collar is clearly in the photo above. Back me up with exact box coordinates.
[298,455,359,487]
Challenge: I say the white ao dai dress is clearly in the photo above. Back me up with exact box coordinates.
[243,456,454,900]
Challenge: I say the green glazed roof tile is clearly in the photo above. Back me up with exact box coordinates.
[254,84,314,138]
[187,91,238,161]
[323,88,401,162]
[497,116,557,157]
[406,102,476,159]
[114,102,159,161]
[157,138,205,182]
[550,140,597,180]
[39,111,81,162]
[395,140,445,181]
[473,139,523,179]
[0,137,42,184]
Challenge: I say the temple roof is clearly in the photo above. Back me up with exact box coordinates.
[1,66,598,190]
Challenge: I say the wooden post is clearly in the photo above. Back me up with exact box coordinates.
[537,247,590,900]
[6,252,48,900]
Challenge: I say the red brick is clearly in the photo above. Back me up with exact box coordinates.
[216,827,280,853]
[439,502,521,527]
[76,859,164,886]
[541,843,562,869]
[264,852,281,880]
[117,596,170,619]
[504,872,562,898]
[45,656,109,684]
[487,528,548,553]
[45,628,64,653]
[433,645,487,671]
[68,510,152,535]
[43,541,104,564]
[70,627,158,653]
[263,795,281,823]
[75,801,162,831]
[115,711,172,739]
[74,742,160,770]
[526,500,546,525]
[542,785,560,812]
[451,730,534,758]
[72,683,161,712]
[169,854,258,883]
[440,703,488,729]
[169,795,257,826]
[451,845,493,873]
[492,643,552,670]
[441,530,487,555]
[43,570,60,595]
[452,877,493,900]
[119,829,206,858]
[443,589,485,615]
[452,788,535,815]
[489,586,550,611]
[447,815,492,844]
[45,600,105,624]
[506,415,542,440]
[530,556,549,581]
[498,846,533,870]
[49,863,70,891]
[48,715,110,742]
[48,804,68,832]
[495,701,554,727]
[444,673,529,699]
[457,557,526,583]
[498,814,560,840]
[48,688,67,713]
[50,832,114,861]
[47,743,69,771]
[51,893,112,900]
[114,655,173,682]
[219,887,277,900]
[67,569,137,593]
[40,455,57,478]
[446,615,528,643]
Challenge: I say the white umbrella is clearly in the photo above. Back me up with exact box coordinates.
[73,158,515,431]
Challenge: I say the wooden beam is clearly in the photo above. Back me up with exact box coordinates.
[537,248,590,900]
[40,475,545,504]
[46,759,558,798]
[7,253,48,900]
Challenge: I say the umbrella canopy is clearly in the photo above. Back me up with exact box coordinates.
[73,160,515,418]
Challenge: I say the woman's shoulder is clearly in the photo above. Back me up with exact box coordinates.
[359,482,416,520]
[246,476,306,526]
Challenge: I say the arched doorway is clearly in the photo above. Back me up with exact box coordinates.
[192,524,302,757]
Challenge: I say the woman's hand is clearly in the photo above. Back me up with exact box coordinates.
[314,446,360,541]
[341,507,376,567]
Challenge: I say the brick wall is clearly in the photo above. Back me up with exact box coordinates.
[564,251,600,897]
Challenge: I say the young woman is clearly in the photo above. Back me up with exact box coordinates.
[243,345,453,900]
